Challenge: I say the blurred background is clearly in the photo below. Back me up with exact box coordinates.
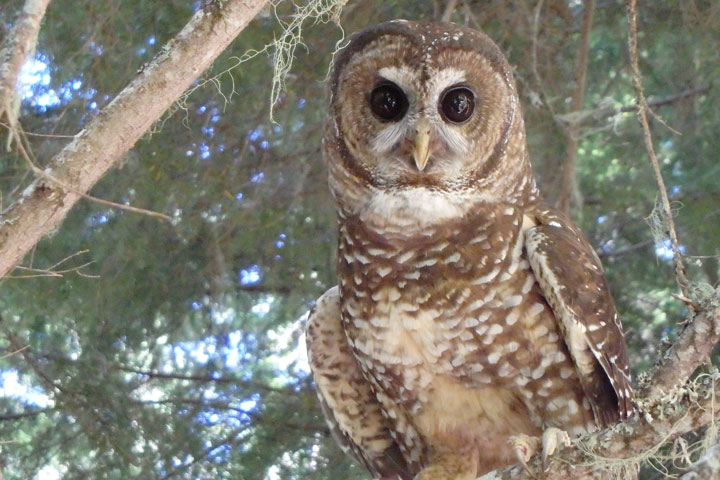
[0,1,718,478]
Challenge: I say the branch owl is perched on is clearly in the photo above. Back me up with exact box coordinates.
[306,20,634,479]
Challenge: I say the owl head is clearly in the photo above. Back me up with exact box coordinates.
[324,21,537,228]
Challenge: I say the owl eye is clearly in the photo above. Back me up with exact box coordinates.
[369,82,408,122]
[440,87,475,124]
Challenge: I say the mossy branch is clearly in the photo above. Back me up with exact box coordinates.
[478,372,720,479]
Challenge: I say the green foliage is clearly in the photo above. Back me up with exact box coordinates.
[0,1,718,479]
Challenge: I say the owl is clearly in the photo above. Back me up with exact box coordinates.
[306,20,634,480]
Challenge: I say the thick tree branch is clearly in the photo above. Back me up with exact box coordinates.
[0,0,271,279]
[479,374,720,479]
[641,286,720,397]
[0,0,52,137]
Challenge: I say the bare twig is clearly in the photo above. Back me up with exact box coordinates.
[555,85,711,127]
[12,130,172,222]
[625,0,691,299]
[0,0,52,147]
[9,262,96,278]
[671,293,702,311]
[461,2,482,29]
[3,326,66,394]
[0,121,75,138]
[597,239,653,258]
[8,248,98,278]
[0,345,29,360]
[530,0,544,86]
[119,366,289,393]
[556,0,595,214]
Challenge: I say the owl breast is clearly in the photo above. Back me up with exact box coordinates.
[338,200,596,467]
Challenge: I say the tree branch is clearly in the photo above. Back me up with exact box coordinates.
[597,239,653,258]
[625,0,691,300]
[640,286,720,398]
[440,0,458,22]
[119,365,290,393]
[0,0,52,141]
[0,407,55,421]
[479,373,720,479]
[2,324,66,394]
[555,0,595,214]
[555,85,711,127]
[0,0,271,279]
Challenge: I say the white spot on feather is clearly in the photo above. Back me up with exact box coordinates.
[488,324,503,336]
[471,267,500,285]
[445,252,461,263]
[528,303,545,317]
[505,310,520,325]
[504,295,522,308]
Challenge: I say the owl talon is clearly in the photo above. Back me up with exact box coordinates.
[541,427,571,470]
[509,434,540,478]
[509,428,571,475]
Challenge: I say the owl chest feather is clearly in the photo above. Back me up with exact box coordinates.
[339,204,537,377]
[337,204,595,460]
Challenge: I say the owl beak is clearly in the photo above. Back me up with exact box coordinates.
[413,120,431,172]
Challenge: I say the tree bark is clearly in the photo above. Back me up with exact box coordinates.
[0,0,271,279]
[640,286,720,397]
[0,0,52,128]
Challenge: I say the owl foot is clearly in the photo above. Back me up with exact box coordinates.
[541,427,571,465]
[509,428,571,475]
[509,433,540,478]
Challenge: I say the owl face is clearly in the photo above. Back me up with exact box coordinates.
[327,21,522,194]
[325,21,535,228]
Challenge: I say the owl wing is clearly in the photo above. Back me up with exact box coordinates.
[524,210,634,426]
[305,286,411,480]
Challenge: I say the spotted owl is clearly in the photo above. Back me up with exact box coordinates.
[305,20,634,480]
